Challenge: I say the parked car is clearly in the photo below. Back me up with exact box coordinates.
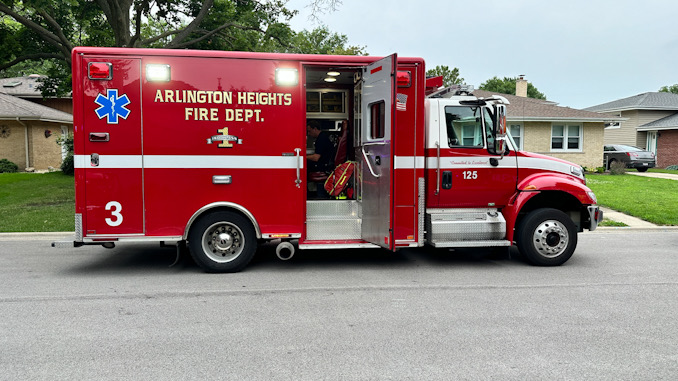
[603,145,655,172]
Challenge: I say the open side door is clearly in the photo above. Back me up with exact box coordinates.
[359,54,396,249]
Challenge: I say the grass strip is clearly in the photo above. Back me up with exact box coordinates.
[0,172,75,232]
[586,174,678,225]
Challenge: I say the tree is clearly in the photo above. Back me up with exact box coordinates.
[306,0,342,22]
[426,65,464,87]
[480,76,546,100]
[659,84,678,94]
[287,25,366,55]
[0,0,297,95]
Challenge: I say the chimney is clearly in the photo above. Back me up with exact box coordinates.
[516,75,528,97]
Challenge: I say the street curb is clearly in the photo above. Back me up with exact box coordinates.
[0,232,74,241]
[595,226,678,232]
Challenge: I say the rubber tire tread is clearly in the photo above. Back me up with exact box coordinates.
[188,211,257,273]
[516,208,577,266]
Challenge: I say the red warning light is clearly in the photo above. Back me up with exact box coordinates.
[88,62,112,80]
[397,71,411,87]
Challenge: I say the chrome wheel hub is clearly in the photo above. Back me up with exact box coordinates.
[202,222,244,263]
[532,220,569,258]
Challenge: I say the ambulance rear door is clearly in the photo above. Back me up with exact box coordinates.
[80,56,144,237]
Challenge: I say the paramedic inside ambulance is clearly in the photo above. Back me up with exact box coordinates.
[306,120,335,173]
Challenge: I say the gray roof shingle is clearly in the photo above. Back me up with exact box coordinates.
[637,112,678,131]
[584,92,678,112]
[0,75,44,98]
[473,90,623,122]
[0,93,72,124]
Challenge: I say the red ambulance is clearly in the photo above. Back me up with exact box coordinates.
[60,47,602,272]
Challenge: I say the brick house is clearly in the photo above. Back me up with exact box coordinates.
[474,80,623,169]
[584,92,678,168]
[0,91,73,171]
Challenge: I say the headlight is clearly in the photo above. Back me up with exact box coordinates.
[570,166,583,178]
[587,191,597,204]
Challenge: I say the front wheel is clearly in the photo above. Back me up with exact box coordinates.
[516,208,577,266]
[188,211,257,273]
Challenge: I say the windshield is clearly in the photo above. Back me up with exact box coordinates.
[444,106,494,148]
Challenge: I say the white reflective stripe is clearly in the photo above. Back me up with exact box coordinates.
[393,156,425,169]
[74,155,142,169]
[414,155,571,175]
[145,155,301,169]
[74,154,88,169]
[74,155,302,169]
[426,156,516,169]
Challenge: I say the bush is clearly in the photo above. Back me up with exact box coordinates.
[57,133,74,176]
[666,165,678,170]
[0,159,19,173]
[61,154,74,175]
[596,167,605,174]
[609,161,627,175]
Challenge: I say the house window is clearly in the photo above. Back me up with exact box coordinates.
[509,124,523,150]
[551,124,581,151]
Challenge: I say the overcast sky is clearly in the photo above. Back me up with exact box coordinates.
[286,0,678,109]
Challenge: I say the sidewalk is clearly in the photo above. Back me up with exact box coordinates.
[598,207,658,229]
[626,171,678,181]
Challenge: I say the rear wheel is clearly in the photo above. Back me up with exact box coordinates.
[188,211,257,273]
[637,167,648,172]
[517,208,577,266]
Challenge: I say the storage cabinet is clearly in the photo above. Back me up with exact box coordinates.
[306,89,347,119]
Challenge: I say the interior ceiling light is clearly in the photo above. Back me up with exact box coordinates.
[324,77,337,82]
[327,71,340,76]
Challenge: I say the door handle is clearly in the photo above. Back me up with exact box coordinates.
[442,171,452,189]
[89,133,109,142]
[361,147,381,178]
[294,148,302,188]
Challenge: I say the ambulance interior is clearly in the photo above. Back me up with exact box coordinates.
[304,67,359,200]
[304,66,364,241]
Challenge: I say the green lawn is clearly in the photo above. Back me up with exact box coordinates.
[586,174,678,225]
[0,172,75,232]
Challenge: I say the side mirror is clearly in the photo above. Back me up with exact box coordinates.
[493,105,507,159]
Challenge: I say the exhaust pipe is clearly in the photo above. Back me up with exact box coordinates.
[275,241,295,261]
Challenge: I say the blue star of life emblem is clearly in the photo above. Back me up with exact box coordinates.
[94,89,131,124]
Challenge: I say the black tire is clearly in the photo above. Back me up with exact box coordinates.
[516,208,577,266]
[637,167,648,172]
[188,211,257,273]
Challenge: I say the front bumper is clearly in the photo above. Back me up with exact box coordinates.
[587,205,603,231]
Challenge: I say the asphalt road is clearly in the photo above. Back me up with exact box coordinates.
[1,230,677,380]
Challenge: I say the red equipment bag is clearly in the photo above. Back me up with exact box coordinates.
[324,161,355,197]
